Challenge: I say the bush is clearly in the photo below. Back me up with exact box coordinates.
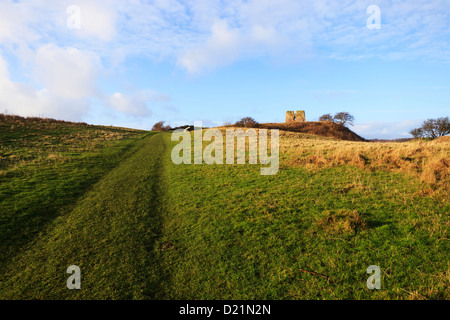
[234,117,259,128]
[409,128,424,139]
[152,121,172,132]
[319,114,334,122]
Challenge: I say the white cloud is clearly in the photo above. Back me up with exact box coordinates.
[0,0,449,125]
[249,25,278,45]
[106,91,153,117]
[178,19,241,73]
[67,1,117,42]
[353,119,423,139]
[0,43,101,120]
[33,44,100,100]
[0,52,90,120]
[0,1,38,44]
[2,0,449,73]
[0,44,168,121]
[0,0,169,121]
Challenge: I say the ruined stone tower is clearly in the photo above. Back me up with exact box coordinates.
[286,110,305,123]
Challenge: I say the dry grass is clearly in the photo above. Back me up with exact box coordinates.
[316,209,368,235]
[397,263,449,300]
[279,130,450,193]
[208,127,449,196]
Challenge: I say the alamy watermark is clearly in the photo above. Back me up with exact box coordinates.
[367,5,381,30]
[171,122,279,175]
[66,265,81,289]
[366,265,381,289]
[66,5,82,30]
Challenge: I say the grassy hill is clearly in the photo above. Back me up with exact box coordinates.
[0,114,148,268]
[259,121,366,141]
[0,115,448,300]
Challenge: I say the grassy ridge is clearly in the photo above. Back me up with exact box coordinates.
[0,133,166,299]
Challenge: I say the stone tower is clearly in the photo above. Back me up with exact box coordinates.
[286,110,305,123]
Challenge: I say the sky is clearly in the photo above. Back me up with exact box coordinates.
[0,0,449,139]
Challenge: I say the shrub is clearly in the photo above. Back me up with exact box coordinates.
[152,121,172,132]
[319,114,334,122]
[409,128,424,139]
[234,117,259,128]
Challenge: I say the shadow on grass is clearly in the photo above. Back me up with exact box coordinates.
[0,136,146,268]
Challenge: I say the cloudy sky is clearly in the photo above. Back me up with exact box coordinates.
[0,0,449,139]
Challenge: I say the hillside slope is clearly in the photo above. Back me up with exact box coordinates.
[0,113,148,267]
[259,121,366,141]
[0,133,166,299]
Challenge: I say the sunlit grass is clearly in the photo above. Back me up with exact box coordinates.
[0,118,448,300]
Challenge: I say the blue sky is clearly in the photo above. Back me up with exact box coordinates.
[0,0,449,139]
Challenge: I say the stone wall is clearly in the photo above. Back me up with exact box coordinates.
[286,110,305,123]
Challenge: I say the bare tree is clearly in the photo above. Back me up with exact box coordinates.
[436,117,450,137]
[413,117,450,138]
[333,112,355,126]
[319,113,334,122]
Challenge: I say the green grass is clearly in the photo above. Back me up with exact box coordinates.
[0,133,166,299]
[155,135,448,299]
[0,125,448,300]
[0,117,148,269]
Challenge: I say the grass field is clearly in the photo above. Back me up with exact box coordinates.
[0,116,448,299]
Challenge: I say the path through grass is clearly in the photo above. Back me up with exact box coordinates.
[1,131,448,300]
[0,133,167,299]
